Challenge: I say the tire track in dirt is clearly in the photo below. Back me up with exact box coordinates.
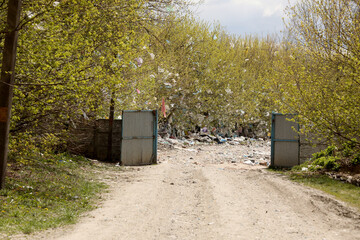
[15,156,221,240]
[202,162,360,240]
[11,144,360,240]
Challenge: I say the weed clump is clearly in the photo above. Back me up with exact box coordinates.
[292,139,360,173]
[295,146,341,172]
[311,156,340,171]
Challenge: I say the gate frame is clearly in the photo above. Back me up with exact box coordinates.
[271,113,300,167]
[120,110,158,165]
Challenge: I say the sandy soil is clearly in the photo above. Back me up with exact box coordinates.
[12,143,360,240]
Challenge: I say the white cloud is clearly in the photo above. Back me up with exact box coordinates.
[263,4,283,17]
[194,0,298,35]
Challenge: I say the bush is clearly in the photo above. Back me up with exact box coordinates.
[304,141,360,171]
[291,146,341,172]
[8,132,65,165]
[351,154,360,166]
[312,156,340,171]
[340,139,360,166]
[312,145,336,159]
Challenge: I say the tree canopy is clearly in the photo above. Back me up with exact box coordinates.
[0,0,358,165]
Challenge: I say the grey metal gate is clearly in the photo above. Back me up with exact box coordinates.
[271,113,300,167]
[121,110,158,166]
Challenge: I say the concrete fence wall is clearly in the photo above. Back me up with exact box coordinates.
[299,133,327,164]
[93,119,122,162]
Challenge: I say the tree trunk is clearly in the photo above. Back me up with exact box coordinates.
[0,0,22,189]
[106,93,115,162]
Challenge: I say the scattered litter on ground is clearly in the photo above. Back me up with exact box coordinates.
[326,172,360,186]
[158,134,270,166]
[244,160,255,166]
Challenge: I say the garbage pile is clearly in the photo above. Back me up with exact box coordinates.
[158,133,271,166]
[158,133,267,147]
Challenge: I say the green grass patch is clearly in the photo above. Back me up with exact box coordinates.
[268,169,360,211]
[289,173,360,210]
[0,154,111,236]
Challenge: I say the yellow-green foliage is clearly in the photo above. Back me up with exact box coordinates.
[1,0,164,157]
[1,0,359,162]
[267,0,360,149]
[12,0,145,129]
[145,16,277,132]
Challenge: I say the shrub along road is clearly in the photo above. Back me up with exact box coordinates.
[13,144,360,240]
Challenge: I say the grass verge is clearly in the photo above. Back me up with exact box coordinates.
[268,169,360,211]
[0,154,111,237]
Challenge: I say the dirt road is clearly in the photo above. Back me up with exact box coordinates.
[15,143,360,240]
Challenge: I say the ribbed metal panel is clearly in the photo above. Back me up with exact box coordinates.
[271,114,300,167]
[121,110,158,166]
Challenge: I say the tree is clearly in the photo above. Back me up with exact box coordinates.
[269,0,360,149]
[2,0,199,159]
[142,14,277,136]
[0,0,22,189]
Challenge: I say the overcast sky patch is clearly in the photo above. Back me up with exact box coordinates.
[194,0,296,36]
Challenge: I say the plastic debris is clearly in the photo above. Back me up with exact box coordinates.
[161,98,166,118]
[135,57,143,67]
[244,160,255,165]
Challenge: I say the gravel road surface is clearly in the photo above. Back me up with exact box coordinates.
[13,143,360,240]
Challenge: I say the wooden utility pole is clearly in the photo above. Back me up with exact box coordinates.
[0,0,22,189]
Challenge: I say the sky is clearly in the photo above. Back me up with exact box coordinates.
[193,0,297,36]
